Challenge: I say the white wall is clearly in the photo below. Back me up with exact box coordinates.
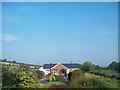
[44,69,50,75]
[39,67,50,75]
[69,68,79,72]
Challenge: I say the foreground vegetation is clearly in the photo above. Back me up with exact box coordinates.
[40,81,65,88]
[98,70,120,79]
[69,70,120,88]
[1,59,120,88]
[2,64,43,88]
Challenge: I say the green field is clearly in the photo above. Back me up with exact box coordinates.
[100,70,120,78]
[41,73,120,88]
[85,73,120,88]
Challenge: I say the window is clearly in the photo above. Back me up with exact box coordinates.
[54,69,57,72]
[53,69,57,75]
[62,70,64,74]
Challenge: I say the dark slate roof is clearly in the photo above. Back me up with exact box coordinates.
[43,64,56,69]
[43,63,79,69]
[63,64,79,68]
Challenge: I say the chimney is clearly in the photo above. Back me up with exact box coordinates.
[50,63,53,66]
[70,61,73,64]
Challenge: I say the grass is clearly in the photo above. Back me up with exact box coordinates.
[100,70,120,77]
[40,81,65,88]
[84,72,120,88]
[40,72,120,88]
[41,73,120,88]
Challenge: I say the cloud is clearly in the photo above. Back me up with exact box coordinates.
[2,34,18,42]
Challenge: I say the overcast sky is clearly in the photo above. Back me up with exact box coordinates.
[2,2,118,66]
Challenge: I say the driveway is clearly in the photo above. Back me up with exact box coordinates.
[40,75,49,84]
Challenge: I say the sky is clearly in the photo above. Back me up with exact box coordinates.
[2,0,120,2]
[2,2,118,66]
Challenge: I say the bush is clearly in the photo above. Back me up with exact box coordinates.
[56,84,67,88]
[49,84,67,88]
[49,84,57,88]
[81,62,95,72]
[68,72,72,81]
[54,75,60,81]
[72,69,84,76]
[89,77,107,88]
[59,76,65,81]
[49,74,56,82]
[2,66,16,88]
[70,76,107,88]
[15,65,42,88]
[69,72,111,88]
[69,75,81,88]
[68,69,85,88]
[2,65,42,88]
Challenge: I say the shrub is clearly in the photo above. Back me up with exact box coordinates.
[56,84,68,88]
[15,66,42,88]
[68,72,72,81]
[69,69,85,88]
[49,84,57,88]
[72,69,84,76]
[2,66,17,88]
[69,73,110,88]
[59,76,65,81]
[69,75,81,88]
[81,62,95,72]
[54,75,60,81]
[2,65,42,88]
[49,74,56,82]
[89,77,107,88]
[49,84,67,88]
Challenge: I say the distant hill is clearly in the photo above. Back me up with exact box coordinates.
[0,59,41,68]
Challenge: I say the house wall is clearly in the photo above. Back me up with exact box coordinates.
[44,69,50,75]
[51,64,69,75]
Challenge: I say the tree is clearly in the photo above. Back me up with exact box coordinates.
[12,60,17,63]
[2,66,16,88]
[2,65,42,88]
[108,61,118,71]
[118,62,120,73]
[81,62,95,73]
[2,59,7,62]
[79,64,82,68]
[15,65,42,88]
[68,72,72,81]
